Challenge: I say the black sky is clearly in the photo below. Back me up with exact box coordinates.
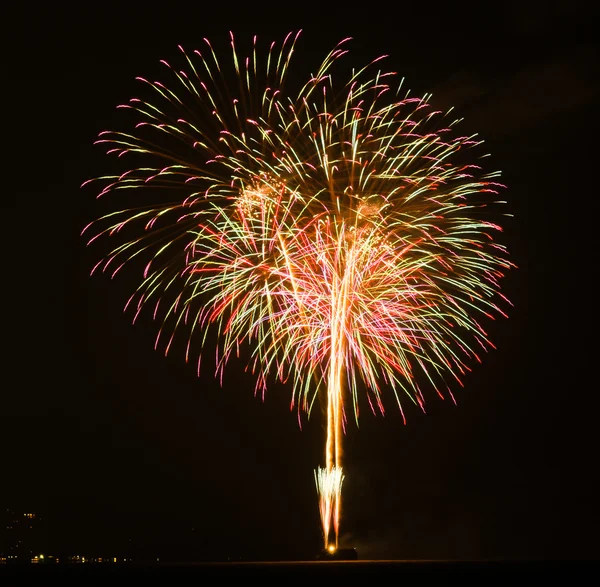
[4,2,598,561]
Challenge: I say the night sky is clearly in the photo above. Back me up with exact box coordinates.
[5,2,598,561]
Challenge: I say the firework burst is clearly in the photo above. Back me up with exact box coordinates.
[83,31,513,549]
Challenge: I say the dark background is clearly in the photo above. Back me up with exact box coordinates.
[4,1,598,561]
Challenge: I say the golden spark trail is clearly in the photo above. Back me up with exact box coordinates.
[317,225,366,548]
[324,263,347,548]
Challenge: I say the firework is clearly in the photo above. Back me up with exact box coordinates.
[315,467,344,549]
[83,31,512,549]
